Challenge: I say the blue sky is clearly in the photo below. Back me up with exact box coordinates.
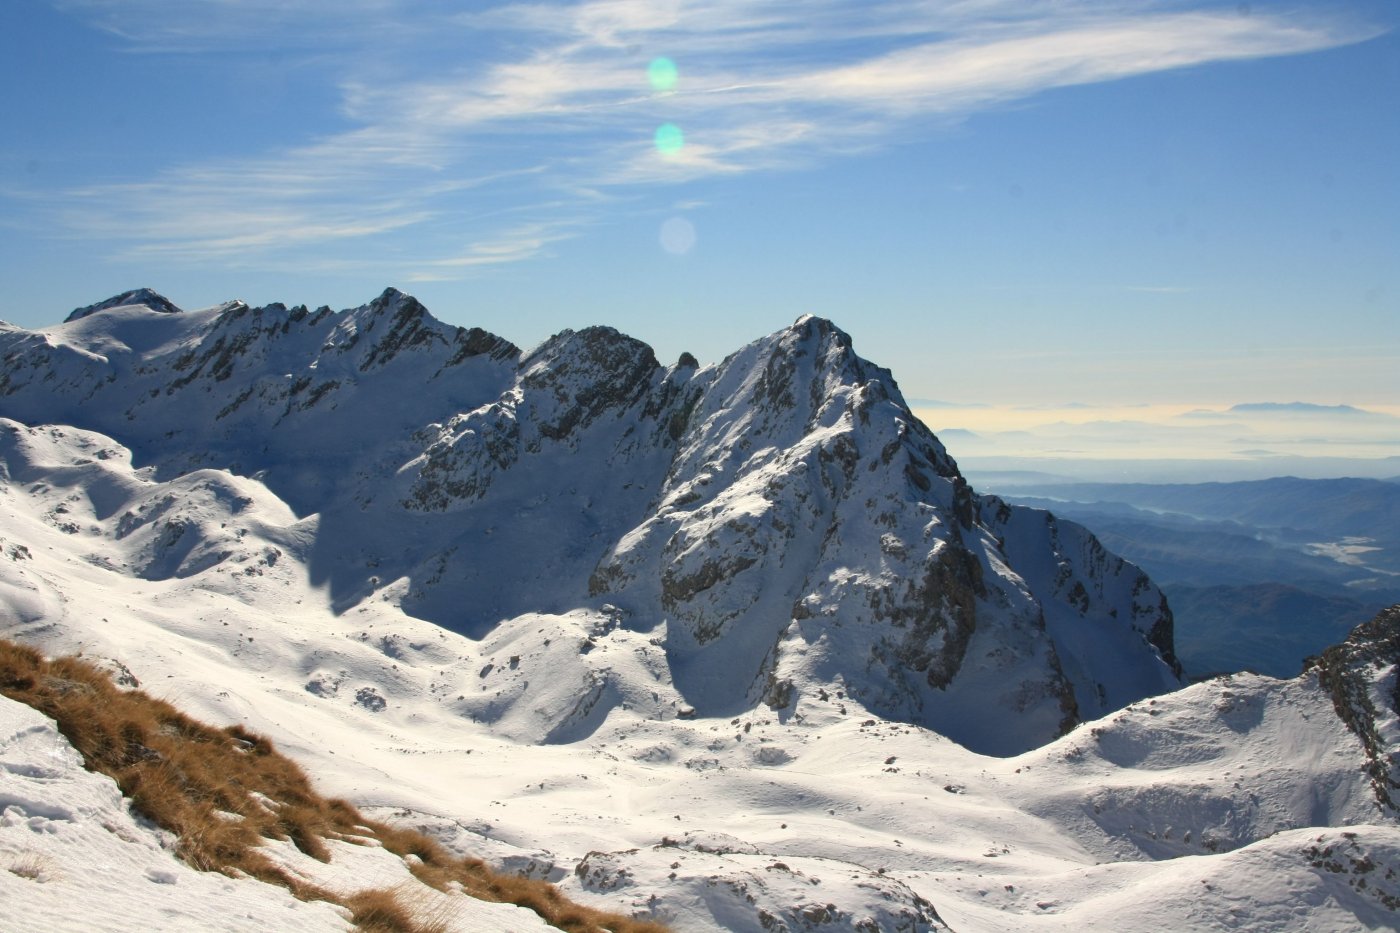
[2,0,1397,411]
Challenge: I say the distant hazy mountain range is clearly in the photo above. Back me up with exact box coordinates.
[1220,401,1388,416]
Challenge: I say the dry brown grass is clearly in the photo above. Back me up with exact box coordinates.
[5,852,54,883]
[345,886,452,933]
[0,639,343,890]
[366,822,668,933]
[0,638,669,933]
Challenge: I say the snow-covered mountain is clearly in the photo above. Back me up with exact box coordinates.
[0,287,1179,755]
[3,288,1396,931]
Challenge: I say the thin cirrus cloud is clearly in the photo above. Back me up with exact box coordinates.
[47,0,1378,276]
[406,220,590,281]
[51,0,433,50]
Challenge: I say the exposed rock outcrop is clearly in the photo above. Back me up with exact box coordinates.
[1308,605,1400,813]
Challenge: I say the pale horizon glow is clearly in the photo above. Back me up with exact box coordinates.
[916,401,1400,482]
[918,401,1400,433]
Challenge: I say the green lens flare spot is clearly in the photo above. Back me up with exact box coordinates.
[648,57,678,92]
[654,123,684,157]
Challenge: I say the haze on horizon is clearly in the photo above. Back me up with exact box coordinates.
[912,400,1400,484]
[2,0,1396,437]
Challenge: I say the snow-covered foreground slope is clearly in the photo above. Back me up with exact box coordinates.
[0,695,552,933]
[2,290,1399,931]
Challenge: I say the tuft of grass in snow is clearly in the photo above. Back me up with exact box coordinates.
[373,823,666,933]
[0,638,669,933]
[345,885,452,933]
[5,852,55,883]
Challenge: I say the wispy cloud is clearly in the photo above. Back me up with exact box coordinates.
[406,220,585,280]
[37,0,1381,275]
[781,12,1347,111]
[51,0,433,51]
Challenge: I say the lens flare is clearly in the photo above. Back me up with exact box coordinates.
[660,217,696,255]
[654,123,684,157]
[648,57,678,93]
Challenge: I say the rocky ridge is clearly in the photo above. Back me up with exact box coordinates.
[1308,605,1400,813]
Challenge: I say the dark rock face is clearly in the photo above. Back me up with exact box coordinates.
[0,292,1183,754]
[880,545,983,692]
[1308,605,1400,813]
[520,326,659,443]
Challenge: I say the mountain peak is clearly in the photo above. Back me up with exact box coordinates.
[368,285,412,309]
[65,288,182,323]
[787,313,847,342]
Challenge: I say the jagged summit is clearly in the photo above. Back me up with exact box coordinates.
[789,312,837,331]
[1,288,1180,754]
[65,287,182,322]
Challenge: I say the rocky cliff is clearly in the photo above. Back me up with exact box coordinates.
[1308,605,1400,813]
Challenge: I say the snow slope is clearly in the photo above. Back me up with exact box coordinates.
[2,289,1398,931]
